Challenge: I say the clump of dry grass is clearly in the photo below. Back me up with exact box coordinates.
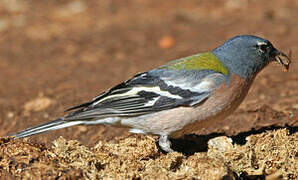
[0,129,297,179]
[208,129,297,179]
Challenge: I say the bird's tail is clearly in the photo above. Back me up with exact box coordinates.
[10,118,83,139]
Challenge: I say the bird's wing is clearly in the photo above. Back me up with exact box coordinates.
[65,68,227,120]
[11,52,230,139]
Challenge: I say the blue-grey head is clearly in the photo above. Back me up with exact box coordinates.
[212,35,290,80]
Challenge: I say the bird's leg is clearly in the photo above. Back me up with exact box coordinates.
[158,135,174,152]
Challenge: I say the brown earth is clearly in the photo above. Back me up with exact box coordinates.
[0,0,297,179]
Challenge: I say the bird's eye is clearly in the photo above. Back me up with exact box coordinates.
[255,43,268,53]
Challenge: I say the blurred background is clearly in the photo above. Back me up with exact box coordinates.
[0,0,297,146]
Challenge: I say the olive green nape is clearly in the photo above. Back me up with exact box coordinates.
[163,52,229,76]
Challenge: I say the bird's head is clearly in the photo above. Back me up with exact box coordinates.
[212,35,291,80]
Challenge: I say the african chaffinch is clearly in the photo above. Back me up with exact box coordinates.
[11,35,290,152]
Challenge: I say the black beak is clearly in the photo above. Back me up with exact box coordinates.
[271,48,291,72]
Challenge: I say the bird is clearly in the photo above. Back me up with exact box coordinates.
[10,35,290,152]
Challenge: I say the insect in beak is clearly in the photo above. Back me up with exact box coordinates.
[273,49,291,72]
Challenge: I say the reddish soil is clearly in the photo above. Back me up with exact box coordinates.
[0,0,297,179]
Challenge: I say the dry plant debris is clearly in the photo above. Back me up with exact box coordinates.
[0,129,297,179]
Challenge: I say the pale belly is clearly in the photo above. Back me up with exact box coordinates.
[121,75,253,138]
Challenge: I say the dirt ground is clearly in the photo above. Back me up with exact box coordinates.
[0,0,297,179]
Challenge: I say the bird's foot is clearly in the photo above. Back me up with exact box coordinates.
[158,135,174,152]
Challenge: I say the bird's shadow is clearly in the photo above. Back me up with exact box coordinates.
[160,125,298,156]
